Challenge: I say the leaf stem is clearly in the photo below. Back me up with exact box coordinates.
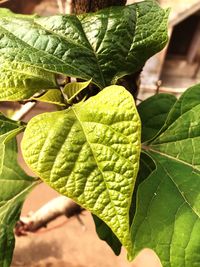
[11,102,36,121]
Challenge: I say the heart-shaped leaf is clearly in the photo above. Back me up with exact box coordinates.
[0,1,168,100]
[21,85,141,258]
[131,84,200,266]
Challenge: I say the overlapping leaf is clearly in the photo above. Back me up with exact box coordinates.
[131,84,200,266]
[0,114,38,267]
[21,85,141,258]
[138,93,176,142]
[0,0,168,100]
[93,215,121,255]
[63,79,91,104]
[0,114,24,173]
[32,89,65,106]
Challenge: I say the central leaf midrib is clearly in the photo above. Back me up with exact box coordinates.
[0,23,89,79]
[145,150,200,221]
[152,135,200,146]
[0,16,106,88]
[77,17,106,87]
[144,146,200,172]
[160,160,200,219]
[34,19,94,53]
[1,64,57,85]
[72,106,128,234]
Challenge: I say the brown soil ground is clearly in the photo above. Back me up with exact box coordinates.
[12,184,162,267]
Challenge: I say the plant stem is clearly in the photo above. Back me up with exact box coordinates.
[11,102,36,121]
[15,196,83,235]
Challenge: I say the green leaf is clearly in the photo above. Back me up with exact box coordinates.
[132,152,200,267]
[0,115,37,267]
[0,61,58,101]
[93,151,155,257]
[132,85,200,266]
[0,114,24,174]
[129,152,155,222]
[63,79,91,104]
[164,83,200,130]
[21,85,141,257]
[32,89,65,106]
[138,94,176,142]
[0,0,168,100]
[93,215,121,255]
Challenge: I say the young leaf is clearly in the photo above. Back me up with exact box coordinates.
[138,94,176,143]
[0,0,168,100]
[0,115,38,267]
[21,85,141,258]
[132,85,200,266]
[63,79,91,104]
[32,89,65,106]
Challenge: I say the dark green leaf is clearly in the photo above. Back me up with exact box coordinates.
[0,1,168,100]
[164,83,200,130]
[93,215,121,255]
[132,152,200,267]
[129,152,155,222]
[132,85,200,266]
[138,93,176,143]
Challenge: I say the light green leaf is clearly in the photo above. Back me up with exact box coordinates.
[0,0,168,100]
[132,85,200,266]
[138,94,176,143]
[32,89,65,106]
[21,85,141,257]
[63,79,91,104]
[0,115,38,267]
[0,114,24,174]
[0,61,58,101]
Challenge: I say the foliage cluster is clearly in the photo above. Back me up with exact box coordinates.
[0,1,199,267]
